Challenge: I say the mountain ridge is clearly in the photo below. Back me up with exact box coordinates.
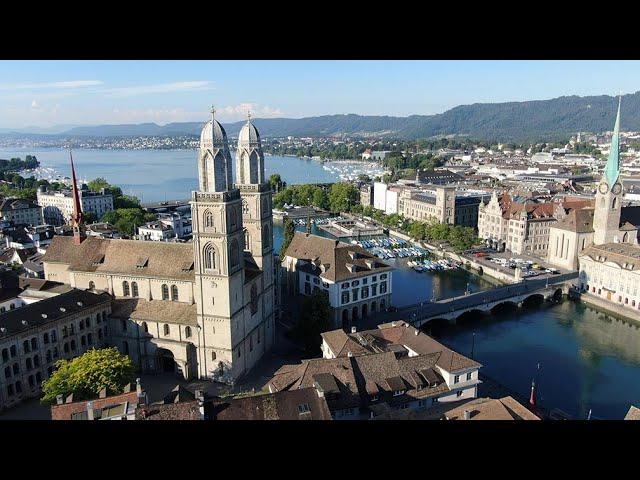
[4,91,640,141]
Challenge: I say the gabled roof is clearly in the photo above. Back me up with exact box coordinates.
[43,236,194,281]
[285,232,392,282]
[111,298,197,326]
[213,388,332,420]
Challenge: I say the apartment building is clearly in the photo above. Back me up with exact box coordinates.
[37,186,114,226]
[0,198,43,226]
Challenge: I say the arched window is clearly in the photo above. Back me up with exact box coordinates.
[63,343,69,353]
[242,199,249,215]
[26,358,33,370]
[244,230,251,251]
[623,232,629,243]
[163,324,170,336]
[31,338,37,350]
[81,336,86,347]
[87,333,93,345]
[88,281,95,290]
[122,341,129,355]
[212,351,216,361]
[141,322,148,333]
[161,284,169,300]
[98,329,103,340]
[79,319,85,330]
[185,326,192,338]
[23,340,30,354]
[171,285,179,301]
[204,209,214,228]
[86,317,90,328]
[203,243,216,270]
[612,197,617,210]
[70,340,76,351]
[33,355,40,367]
[46,350,52,363]
[132,282,139,297]
[10,345,16,357]
[230,239,239,268]
[2,348,8,362]
[122,281,130,297]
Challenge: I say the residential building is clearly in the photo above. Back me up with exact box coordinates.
[211,387,332,420]
[282,232,393,328]
[0,198,42,226]
[42,110,276,384]
[0,289,112,411]
[360,183,373,207]
[50,379,146,420]
[37,185,114,226]
[267,321,481,420]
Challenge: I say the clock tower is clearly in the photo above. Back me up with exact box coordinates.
[593,96,623,245]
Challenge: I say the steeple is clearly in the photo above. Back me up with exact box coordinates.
[69,149,86,245]
[604,95,622,187]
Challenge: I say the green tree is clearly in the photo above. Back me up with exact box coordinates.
[312,188,328,210]
[41,347,135,405]
[269,173,285,193]
[294,289,332,356]
[101,208,156,236]
[88,177,110,192]
[279,218,296,258]
[328,182,359,213]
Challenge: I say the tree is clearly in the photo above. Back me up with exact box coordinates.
[328,182,359,213]
[280,218,296,258]
[294,289,332,356]
[269,173,285,193]
[101,208,156,237]
[41,347,134,405]
[83,212,97,224]
[88,177,110,192]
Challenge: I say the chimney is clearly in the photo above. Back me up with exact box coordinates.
[347,351,353,357]
[351,326,357,334]
[86,401,94,420]
[56,394,63,405]
[65,393,74,404]
[414,329,419,336]
[463,410,471,420]
[98,388,107,399]
[195,389,205,420]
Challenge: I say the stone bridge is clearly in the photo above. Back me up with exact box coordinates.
[366,272,579,329]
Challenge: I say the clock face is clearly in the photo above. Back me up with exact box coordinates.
[612,183,623,195]
[598,183,609,195]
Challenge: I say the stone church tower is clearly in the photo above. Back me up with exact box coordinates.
[191,108,246,381]
[593,97,624,245]
[236,115,273,271]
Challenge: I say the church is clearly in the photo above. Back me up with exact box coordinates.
[42,109,276,383]
[577,98,640,315]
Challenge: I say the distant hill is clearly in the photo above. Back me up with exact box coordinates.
[12,91,640,141]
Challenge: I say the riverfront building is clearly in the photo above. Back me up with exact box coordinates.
[282,232,393,329]
[267,321,481,420]
[578,98,640,317]
[42,110,277,384]
[37,186,114,226]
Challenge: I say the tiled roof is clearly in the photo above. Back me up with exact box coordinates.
[581,243,640,269]
[111,298,197,326]
[51,389,140,420]
[553,208,594,233]
[0,289,111,337]
[625,405,640,420]
[443,396,540,420]
[135,401,202,420]
[285,232,392,282]
[43,236,195,281]
[213,388,332,420]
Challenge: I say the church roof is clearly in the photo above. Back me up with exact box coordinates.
[200,118,228,149]
[553,208,595,233]
[237,119,261,148]
[43,236,195,281]
[110,298,197,325]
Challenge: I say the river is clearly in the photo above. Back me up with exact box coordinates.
[274,222,640,419]
[6,147,640,419]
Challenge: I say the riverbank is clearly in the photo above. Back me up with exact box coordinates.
[578,291,640,325]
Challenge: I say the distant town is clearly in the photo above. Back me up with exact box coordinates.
[1,99,640,422]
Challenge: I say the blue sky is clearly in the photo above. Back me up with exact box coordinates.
[0,60,638,128]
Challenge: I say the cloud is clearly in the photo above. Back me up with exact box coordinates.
[101,81,215,97]
[0,80,103,90]
[217,103,283,120]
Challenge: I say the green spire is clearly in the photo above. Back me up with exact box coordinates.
[604,96,621,187]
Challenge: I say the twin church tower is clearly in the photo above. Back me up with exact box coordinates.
[191,108,274,381]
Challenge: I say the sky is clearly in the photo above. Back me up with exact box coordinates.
[0,60,638,129]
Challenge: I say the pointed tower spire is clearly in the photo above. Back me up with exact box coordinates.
[69,148,85,245]
[604,95,622,187]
